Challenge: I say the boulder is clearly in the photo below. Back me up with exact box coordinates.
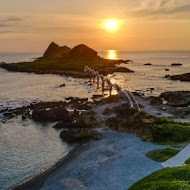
[43,42,71,59]
[144,63,152,65]
[160,91,190,107]
[60,83,66,88]
[165,69,169,71]
[60,128,103,143]
[32,106,69,122]
[170,73,190,82]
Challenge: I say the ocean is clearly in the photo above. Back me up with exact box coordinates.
[0,51,190,189]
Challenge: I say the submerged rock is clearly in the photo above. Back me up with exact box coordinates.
[171,63,182,66]
[60,128,103,143]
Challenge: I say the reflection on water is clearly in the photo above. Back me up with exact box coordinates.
[107,50,117,60]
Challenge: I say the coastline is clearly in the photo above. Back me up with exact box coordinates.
[1,50,190,190]
[10,144,89,190]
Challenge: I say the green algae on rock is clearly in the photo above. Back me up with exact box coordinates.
[146,148,179,162]
[129,166,190,190]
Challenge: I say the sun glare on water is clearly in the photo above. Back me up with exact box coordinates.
[107,50,117,60]
[105,20,118,31]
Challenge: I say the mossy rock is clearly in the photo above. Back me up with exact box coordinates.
[129,166,190,190]
[151,118,190,143]
[185,158,190,165]
[146,148,179,162]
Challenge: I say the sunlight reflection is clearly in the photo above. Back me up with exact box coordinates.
[107,50,117,60]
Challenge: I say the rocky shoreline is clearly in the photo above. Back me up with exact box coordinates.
[1,90,189,190]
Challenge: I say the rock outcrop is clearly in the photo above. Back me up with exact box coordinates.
[105,104,154,141]
[170,73,190,82]
[70,44,98,60]
[43,42,71,59]
[60,128,103,143]
[32,102,69,122]
[160,91,190,107]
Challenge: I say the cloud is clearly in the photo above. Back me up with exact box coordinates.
[0,30,14,34]
[130,0,190,19]
[0,16,23,27]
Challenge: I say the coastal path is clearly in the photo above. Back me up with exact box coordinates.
[84,66,141,112]
[162,143,190,167]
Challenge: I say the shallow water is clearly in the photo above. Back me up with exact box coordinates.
[0,69,95,110]
[0,117,73,190]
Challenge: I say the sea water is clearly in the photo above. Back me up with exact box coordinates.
[0,51,190,189]
[99,50,190,96]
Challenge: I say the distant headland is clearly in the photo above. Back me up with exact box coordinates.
[0,42,133,78]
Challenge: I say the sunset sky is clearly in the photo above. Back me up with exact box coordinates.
[0,0,190,52]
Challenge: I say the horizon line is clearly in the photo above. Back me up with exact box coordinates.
[1,49,190,53]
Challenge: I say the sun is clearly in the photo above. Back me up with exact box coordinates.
[105,20,118,31]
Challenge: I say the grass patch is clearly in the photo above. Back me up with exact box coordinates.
[151,117,190,143]
[146,148,179,162]
[129,165,190,190]
[185,158,190,165]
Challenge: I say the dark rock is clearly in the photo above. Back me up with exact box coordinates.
[144,63,152,65]
[53,119,91,129]
[0,63,19,72]
[150,97,163,105]
[53,122,76,129]
[170,73,190,82]
[102,108,114,116]
[60,83,66,88]
[70,44,98,60]
[60,128,103,143]
[97,95,119,105]
[22,115,27,120]
[104,104,155,141]
[160,91,190,107]
[165,75,171,79]
[32,106,69,122]
[43,42,71,59]
[3,112,15,120]
[132,92,141,96]
[171,63,182,66]
[98,67,134,75]
[165,69,169,71]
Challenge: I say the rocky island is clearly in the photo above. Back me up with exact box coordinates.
[0,42,133,78]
